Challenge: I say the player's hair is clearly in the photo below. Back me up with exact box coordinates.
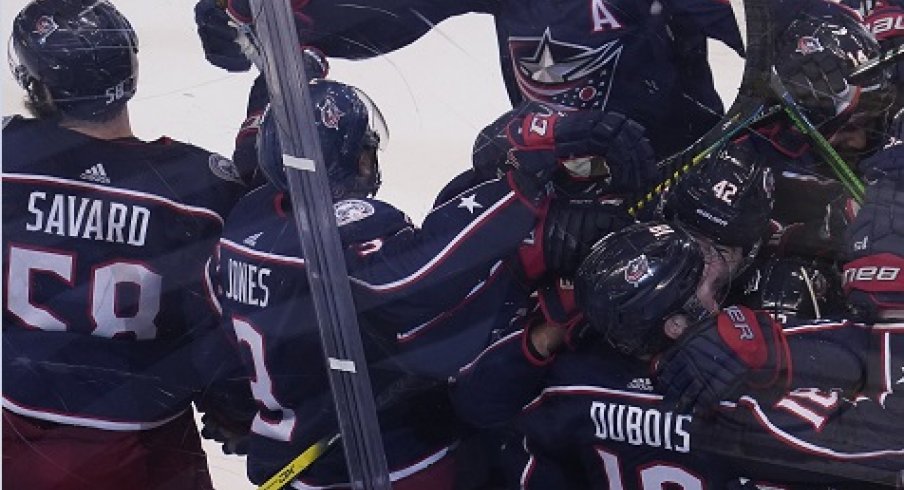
[9,0,138,123]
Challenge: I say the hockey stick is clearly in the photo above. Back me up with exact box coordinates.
[249,0,391,488]
[629,0,774,216]
[258,376,440,490]
[769,68,866,203]
[850,42,904,80]
[259,434,340,490]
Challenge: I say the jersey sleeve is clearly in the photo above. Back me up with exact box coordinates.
[227,0,498,59]
[665,0,744,55]
[451,321,553,428]
[347,178,540,324]
[693,326,904,486]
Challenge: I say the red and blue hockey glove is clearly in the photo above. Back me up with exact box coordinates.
[843,129,904,320]
[497,109,565,206]
[553,111,658,193]
[473,104,658,198]
[654,305,790,413]
[865,1,904,83]
[536,277,590,349]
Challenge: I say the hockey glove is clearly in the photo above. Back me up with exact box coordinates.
[654,305,790,413]
[542,197,634,278]
[843,136,904,320]
[498,109,566,205]
[200,412,252,455]
[536,277,589,349]
[195,0,252,72]
[866,3,904,83]
[553,111,658,193]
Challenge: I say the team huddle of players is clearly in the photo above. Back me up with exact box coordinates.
[3,0,904,489]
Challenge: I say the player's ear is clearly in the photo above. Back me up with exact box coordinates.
[357,149,376,177]
[663,314,689,340]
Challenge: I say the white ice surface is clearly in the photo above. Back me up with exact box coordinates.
[1,1,744,488]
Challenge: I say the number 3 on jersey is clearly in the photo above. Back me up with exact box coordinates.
[6,244,161,339]
[232,317,297,442]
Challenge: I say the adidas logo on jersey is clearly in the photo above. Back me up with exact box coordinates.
[244,232,264,247]
[80,163,110,184]
[627,377,653,392]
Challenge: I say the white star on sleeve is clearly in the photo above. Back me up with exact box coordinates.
[458,194,484,214]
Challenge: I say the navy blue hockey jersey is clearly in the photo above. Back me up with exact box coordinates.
[2,116,248,429]
[453,327,750,489]
[452,314,903,488]
[696,321,904,487]
[215,178,538,485]
[226,0,743,158]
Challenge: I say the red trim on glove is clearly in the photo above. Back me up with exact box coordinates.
[843,253,904,293]
[516,202,549,283]
[866,6,904,41]
[717,306,769,369]
[506,171,547,214]
[717,306,790,390]
[537,278,585,349]
[505,113,558,150]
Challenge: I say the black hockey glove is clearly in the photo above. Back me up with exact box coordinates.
[654,305,790,413]
[200,412,251,455]
[195,0,251,72]
[542,197,634,278]
[734,257,847,321]
[553,111,658,193]
[473,104,658,195]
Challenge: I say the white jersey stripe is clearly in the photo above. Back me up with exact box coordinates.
[738,395,904,459]
[349,190,518,292]
[220,238,307,267]
[3,172,224,224]
[289,444,455,489]
[2,396,188,431]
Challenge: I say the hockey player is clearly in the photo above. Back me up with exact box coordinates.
[2,1,253,489]
[194,0,743,159]
[450,221,773,489]
[213,77,659,486]
[452,218,900,488]
[650,116,904,486]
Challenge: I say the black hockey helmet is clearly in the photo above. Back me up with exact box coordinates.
[733,257,847,322]
[574,222,708,358]
[775,4,894,137]
[9,0,138,120]
[661,141,774,262]
[257,79,387,199]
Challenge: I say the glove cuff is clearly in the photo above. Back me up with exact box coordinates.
[537,278,585,349]
[716,306,790,390]
[515,201,551,283]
